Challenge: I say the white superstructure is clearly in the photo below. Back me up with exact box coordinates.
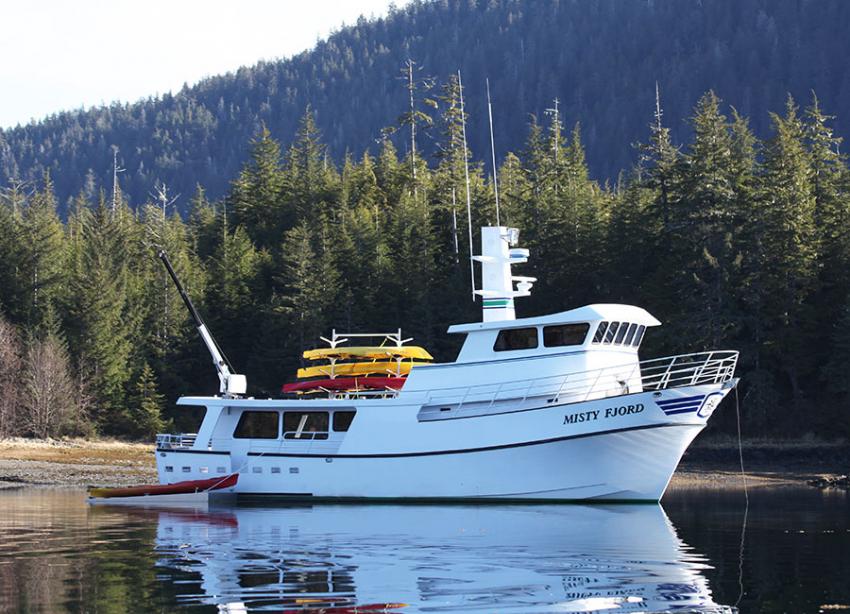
[155,226,738,501]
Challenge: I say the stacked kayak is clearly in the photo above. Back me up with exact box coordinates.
[283,340,433,395]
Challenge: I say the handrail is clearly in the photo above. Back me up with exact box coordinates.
[415,350,738,409]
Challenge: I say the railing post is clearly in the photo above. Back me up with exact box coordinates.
[585,368,605,401]
[660,356,676,389]
[690,351,712,385]
[457,385,472,412]
[554,374,570,402]
[489,381,504,407]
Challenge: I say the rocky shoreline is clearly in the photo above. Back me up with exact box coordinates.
[0,437,846,491]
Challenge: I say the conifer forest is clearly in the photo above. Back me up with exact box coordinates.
[1,0,850,441]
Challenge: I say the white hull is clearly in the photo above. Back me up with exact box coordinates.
[157,383,730,502]
[235,423,702,501]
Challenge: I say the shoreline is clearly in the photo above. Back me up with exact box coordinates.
[0,437,846,491]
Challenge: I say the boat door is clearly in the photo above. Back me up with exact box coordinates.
[226,408,283,474]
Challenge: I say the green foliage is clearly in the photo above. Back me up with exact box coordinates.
[7,0,850,212]
[126,363,166,439]
[2,83,850,440]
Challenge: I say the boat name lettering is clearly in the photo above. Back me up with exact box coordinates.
[563,410,599,424]
[563,404,644,425]
[604,403,644,418]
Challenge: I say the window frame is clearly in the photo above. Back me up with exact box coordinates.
[592,321,609,344]
[542,323,590,348]
[603,322,620,344]
[332,411,357,432]
[233,410,280,440]
[283,411,330,440]
[493,327,539,352]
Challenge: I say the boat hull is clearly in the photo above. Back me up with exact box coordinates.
[233,422,703,502]
[157,383,731,502]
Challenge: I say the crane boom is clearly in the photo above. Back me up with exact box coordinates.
[158,250,246,397]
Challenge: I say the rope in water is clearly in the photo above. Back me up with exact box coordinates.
[734,385,749,608]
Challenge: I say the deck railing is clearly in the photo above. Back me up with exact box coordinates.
[155,433,197,449]
[156,351,739,445]
[415,350,739,411]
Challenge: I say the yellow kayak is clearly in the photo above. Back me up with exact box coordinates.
[297,361,417,379]
[303,346,433,361]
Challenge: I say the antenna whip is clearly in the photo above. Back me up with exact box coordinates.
[458,70,476,301]
[486,78,500,226]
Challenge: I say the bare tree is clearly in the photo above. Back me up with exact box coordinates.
[21,335,88,438]
[0,316,22,437]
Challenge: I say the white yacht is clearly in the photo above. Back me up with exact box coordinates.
[154,226,738,502]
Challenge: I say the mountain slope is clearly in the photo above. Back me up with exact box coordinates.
[2,0,849,213]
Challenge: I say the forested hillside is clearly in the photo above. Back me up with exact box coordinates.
[2,0,850,214]
[1,77,849,439]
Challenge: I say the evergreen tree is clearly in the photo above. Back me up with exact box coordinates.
[12,174,66,328]
[284,108,340,226]
[666,92,743,350]
[65,196,134,432]
[748,96,818,421]
[126,362,166,439]
[228,125,285,250]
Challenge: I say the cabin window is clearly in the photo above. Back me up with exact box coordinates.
[233,411,280,439]
[633,325,647,347]
[614,322,630,344]
[603,322,620,344]
[623,323,639,345]
[592,321,608,343]
[543,323,590,347]
[284,411,329,440]
[493,327,539,351]
[333,411,356,432]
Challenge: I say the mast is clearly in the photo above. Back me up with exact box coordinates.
[457,70,476,301]
[158,250,247,397]
[486,78,501,226]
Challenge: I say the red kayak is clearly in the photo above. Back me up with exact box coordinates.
[89,473,238,499]
[282,376,406,394]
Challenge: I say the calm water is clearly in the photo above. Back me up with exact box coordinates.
[0,486,848,613]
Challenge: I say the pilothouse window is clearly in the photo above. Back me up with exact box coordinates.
[284,412,329,440]
[493,327,539,351]
[333,411,356,432]
[614,322,629,344]
[623,324,637,345]
[633,325,646,347]
[592,321,608,343]
[234,411,279,439]
[543,323,590,347]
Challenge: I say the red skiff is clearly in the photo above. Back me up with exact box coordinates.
[89,473,238,499]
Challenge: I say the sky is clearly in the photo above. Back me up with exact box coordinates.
[0,0,406,129]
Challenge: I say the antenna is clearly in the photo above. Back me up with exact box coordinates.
[486,78,501,226]
[458,70,476,301]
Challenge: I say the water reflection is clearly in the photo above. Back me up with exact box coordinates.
[122,502,732,613]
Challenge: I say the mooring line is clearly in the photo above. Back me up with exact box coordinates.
[734,385,748,608]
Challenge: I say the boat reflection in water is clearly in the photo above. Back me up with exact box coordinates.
[139,503,735,613]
